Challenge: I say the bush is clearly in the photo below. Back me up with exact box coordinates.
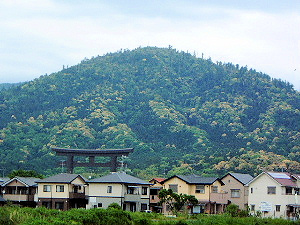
[107,202,122,210]
[225,204,239,217]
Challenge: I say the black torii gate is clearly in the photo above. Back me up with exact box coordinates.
[52,147,134,173]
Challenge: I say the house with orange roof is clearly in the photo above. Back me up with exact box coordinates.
[149,178,165,212]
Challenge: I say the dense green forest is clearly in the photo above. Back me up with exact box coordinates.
[0,47,299,178]
[0,82,23,91]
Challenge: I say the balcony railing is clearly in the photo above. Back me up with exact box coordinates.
[124,194,141,202]
[3,194,35,202]
[210,192,229,204]
[69,192,86,199]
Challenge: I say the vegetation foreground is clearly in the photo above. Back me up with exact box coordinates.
[0,206,299,225]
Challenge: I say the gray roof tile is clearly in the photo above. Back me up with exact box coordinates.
[228,173,254,185]
[177,174,219,184]
[89,172,151,185]
[36,173,87,183]
[1,177,39,187]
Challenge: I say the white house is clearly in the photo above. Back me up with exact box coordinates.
[86,172,152,212]
[247,171,300,219]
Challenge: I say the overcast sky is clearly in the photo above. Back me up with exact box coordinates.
[0,0,299,90]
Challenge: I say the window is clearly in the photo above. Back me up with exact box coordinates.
[56,185,64,192]
[43,185,51,192]
[107,186,112,193]
[141,203,147,211]
[150,189,158,195]
[42,201,51,209]
[250,188,253,194]
[295,188,300,195]
[142,187,148,195]
[55,202,64,210]
[169,184,178,193]
[231,189,240,198]
[250,205,255,211]
[267,186,276,194]
[276,205,280,212]
[195,185,205,194]
[211,186,218,193]
[98,203,102,208]
[286,187,292,195]
[127,187,135,194]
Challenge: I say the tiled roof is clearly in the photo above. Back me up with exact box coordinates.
[89,172,151,185]
[36,173,87,183]
[1,177,39,187]
[149,178,166,183]
[267,172,297,187]
[163,174,220,185]
[0,177,10,184]
[178,174,219,184]
[229,173,253,185]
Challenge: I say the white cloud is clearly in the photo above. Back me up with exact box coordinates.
[0,0,299,90]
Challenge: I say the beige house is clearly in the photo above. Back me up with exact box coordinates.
[161,174,227,214]
[1,177,39,207]
[149,178,165,213]
[36,173,87,210]
[220,173,253,209]
[87,172,152,212]
[247,171,300,219]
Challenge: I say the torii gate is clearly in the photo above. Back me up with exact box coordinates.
[52,147,134,173]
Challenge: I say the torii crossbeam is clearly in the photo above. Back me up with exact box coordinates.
[52,147,134,173]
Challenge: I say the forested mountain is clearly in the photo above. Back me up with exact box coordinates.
[0,82,23,91]
[0,47,299,178]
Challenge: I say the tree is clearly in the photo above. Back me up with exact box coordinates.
[8,169,44,179]
[158,189,198,213]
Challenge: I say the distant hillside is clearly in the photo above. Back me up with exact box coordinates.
[0,47,299,178]
[0,82,23,91]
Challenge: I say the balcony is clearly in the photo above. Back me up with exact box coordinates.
[3,194,35,202]
[210,192,229,204]
[69,192,86,199]
[124,194,141,202]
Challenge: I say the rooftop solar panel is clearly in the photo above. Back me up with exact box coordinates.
[268,172,290,179]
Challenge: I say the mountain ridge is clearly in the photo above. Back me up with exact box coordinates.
[0,47,299,178]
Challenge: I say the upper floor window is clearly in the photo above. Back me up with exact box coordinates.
[43,185,51,192]
[150,189,158,195]
[142,187,148,195]
[127,187,135,194]
[211,186,218,193]
[286,187,292,195]
[250,188,253,194]
[169,184,178,193]
[195,185,205,194]
[107,186,112,193]
[231,189,240,198]
[267,186,276,194]
[56,185,64,192]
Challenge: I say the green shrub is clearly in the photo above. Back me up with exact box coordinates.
[225,204,239,217]
[0,207,13,225]
[107,202,122,210]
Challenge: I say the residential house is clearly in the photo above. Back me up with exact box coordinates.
[1,177,39,207]
[149,178,165,213]
[161,174,227,214]
[36,173,87,210]
[220,173,253,210]
[247,171,300,219]
[87,172,152,212]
